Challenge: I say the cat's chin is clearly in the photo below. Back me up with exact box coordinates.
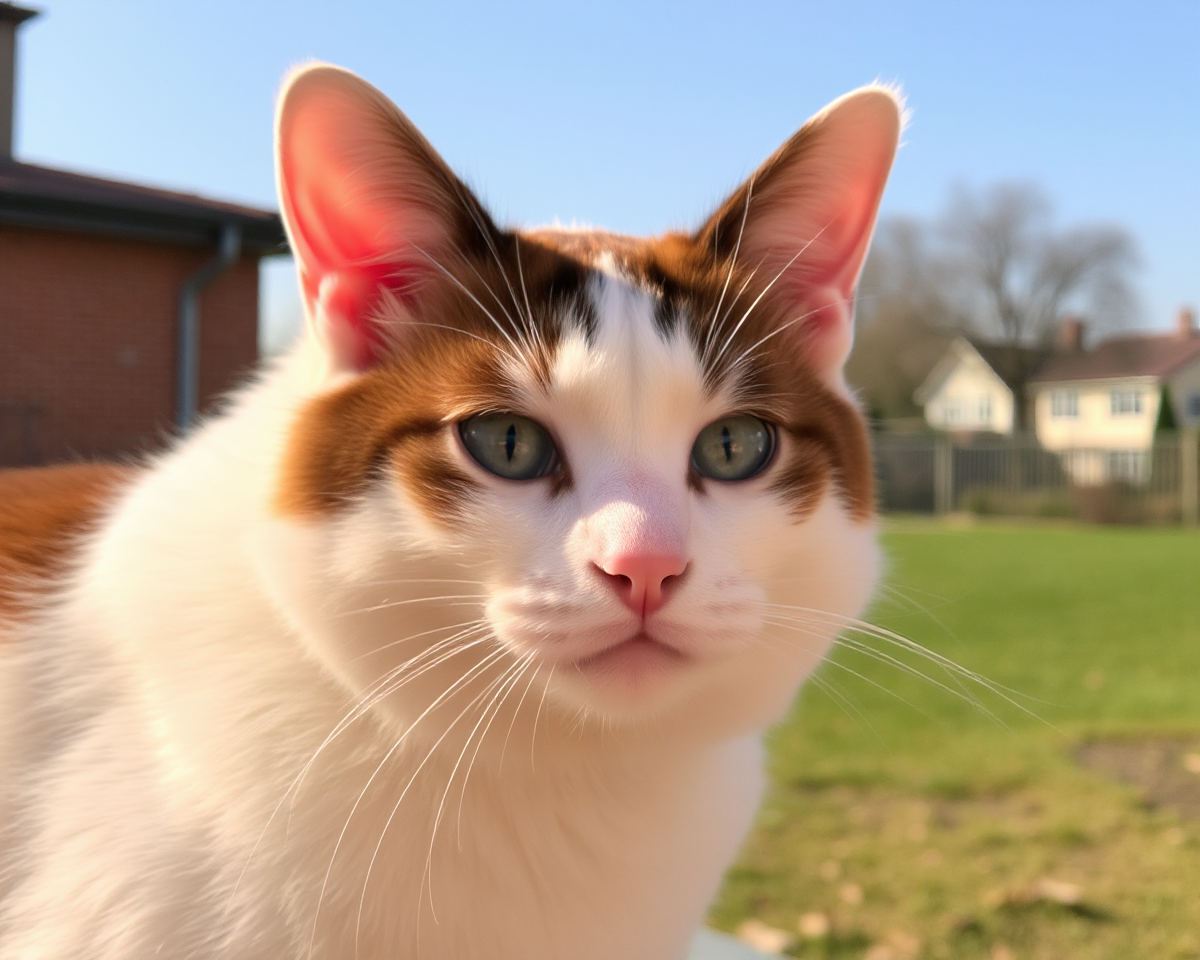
[572,632,689,683]
[533,630,705,720]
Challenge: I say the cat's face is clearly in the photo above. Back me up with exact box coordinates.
[258,66,898,736]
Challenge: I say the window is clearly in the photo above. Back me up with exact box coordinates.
[1110,389,1142,416]
[1107,450,1148,484]
[1188,394,1200,418]
[977,395,992,424]
[1050,390,1078,418]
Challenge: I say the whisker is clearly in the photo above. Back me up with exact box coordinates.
[497,660,543,775]
[285,629,498,834]
[756,628,940,724]
[420,656,527,924]
[309,643,508,960]
[760,604,1052,726]
[512,234,545,354]
[709,220,833,370]
[703,267,759,370]
[530,664,555,773]
[224,621,492,917]
[452,655,537,847]
[352,649,519,954]
[337,594,487,619]
[420,654,535,920]
[807,671,885,743]
[702,175,755,361]
[411,244,524,361]
[348,619,490,664]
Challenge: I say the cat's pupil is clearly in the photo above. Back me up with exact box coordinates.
[721,426,733,463]
[505,424,517,462]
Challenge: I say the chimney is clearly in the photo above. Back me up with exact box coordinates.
[0,2,39,162]
[1059,315,1085,353]
[1177,305,1196,340]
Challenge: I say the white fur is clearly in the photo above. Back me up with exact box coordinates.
[0,263,879,959]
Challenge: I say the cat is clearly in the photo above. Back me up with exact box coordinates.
[0,64,899,960]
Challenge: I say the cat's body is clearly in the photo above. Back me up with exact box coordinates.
[0,66,899,959]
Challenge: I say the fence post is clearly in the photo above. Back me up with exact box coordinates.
[934,433,954,515]
[1183,429,1199,527]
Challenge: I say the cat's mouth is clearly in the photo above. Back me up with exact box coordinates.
[571,632,689,681]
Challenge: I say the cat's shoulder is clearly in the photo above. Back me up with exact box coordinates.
[0,463,137,621]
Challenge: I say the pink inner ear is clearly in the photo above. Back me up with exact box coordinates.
[277,68,457,371]
[733,89,901,381]
[748,172,890,377]
[795,285,856,377]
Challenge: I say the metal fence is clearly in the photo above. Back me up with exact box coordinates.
[873,432,1200,525]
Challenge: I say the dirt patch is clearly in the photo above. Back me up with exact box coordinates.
[1076,738,1200,817]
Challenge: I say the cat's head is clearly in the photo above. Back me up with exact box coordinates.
[258,65,899,738]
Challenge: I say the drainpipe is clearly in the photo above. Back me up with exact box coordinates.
[177,222,241,430]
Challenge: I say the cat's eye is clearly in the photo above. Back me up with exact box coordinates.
[691,416,775,482]
[459,413,559,481]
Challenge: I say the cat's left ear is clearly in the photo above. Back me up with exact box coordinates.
[697,85,903,388]
[275,63,496,372]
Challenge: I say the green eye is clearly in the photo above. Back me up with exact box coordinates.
[459,414,559,480]
[691,416,775,481]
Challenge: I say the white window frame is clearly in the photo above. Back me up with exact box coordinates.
[1050,390,1079,418]
[1110,389,1143,416]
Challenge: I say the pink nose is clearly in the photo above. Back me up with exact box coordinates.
[596,553,688,617]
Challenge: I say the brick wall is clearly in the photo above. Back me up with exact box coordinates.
[0,224,260,466]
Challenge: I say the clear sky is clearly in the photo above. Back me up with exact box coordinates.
[10,0,1198,348]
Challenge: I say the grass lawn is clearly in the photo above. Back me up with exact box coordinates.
[709,519,1200,959]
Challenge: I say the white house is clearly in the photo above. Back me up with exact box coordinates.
[1027,308,1200,482]
[914,337,1047,434]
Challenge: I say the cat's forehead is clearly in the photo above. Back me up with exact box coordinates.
[515,226,777,391]
[517,253,715,470]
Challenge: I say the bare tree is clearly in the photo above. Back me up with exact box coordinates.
[847,218,958,419]
[848,183,1142,422]
[942,182,1140,345]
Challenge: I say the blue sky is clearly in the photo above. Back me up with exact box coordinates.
[11,1,1198,348]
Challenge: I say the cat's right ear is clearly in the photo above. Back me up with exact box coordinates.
[275,64,493,372]
[695,86,902,390]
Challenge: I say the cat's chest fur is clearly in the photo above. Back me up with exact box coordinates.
[2,470,763,958]
[0,63,898,959]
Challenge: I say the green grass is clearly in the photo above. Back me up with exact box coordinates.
[710,519,1200,959]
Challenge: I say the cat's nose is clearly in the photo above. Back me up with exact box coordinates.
[595,553,688,617]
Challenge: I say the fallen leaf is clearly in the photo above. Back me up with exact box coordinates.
[735,919,794,954]
[797,911,831,938]
[885,928,921,956]
[1033,877,1082,905]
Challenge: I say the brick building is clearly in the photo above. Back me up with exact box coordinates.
[0,2,287,467]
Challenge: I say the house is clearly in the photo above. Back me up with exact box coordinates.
[0,3,287,467]
[1027,307,1200,482]
[913,336,1049,434]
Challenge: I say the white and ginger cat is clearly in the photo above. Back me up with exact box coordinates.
[0,65,899,959]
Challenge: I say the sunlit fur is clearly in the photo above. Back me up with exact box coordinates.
[0,65,898,960]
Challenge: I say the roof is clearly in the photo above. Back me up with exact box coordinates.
[0,160,288,253]
[966,339,1051,391]
[914,336,1049,404]
[1029,331,1200,385]
[0,3,38,25]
